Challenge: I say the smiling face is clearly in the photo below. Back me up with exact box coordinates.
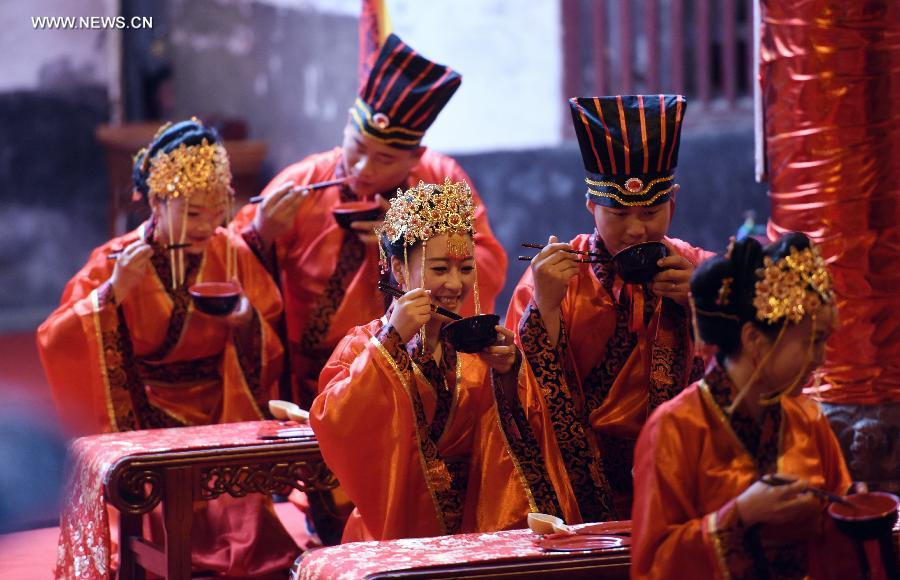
[151,193,228,254]
[587,199,673,255]
[391,232,476,315]
[341,122,425,198]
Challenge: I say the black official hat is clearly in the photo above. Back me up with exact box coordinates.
[350,34,461,150]
[569,95,687,207]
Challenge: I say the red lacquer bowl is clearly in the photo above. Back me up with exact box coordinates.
[188,281,240,316]
[828,492,899,541]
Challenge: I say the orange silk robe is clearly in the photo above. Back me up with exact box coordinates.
[310,317,548,542]
[506,233,713,522]
[37,224,296,576]
[232,147,507,406]
[38,223,284,435]
[631,368,857,580]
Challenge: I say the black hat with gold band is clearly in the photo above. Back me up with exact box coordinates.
[351,33,461,150]
[569,95,687,207]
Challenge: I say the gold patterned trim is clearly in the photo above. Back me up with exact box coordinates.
[706,510,733,580]
[700,379,786,474]
[699,379,754,462]
[409,353,461,445]
[587,185,674,207]
[350,108,421,147]
[91,288,118,431]
[369,334,448,534]
[585,174,674,196]
[155,404,195,427]
[233,321,266,421]
[354,98,426,136]
[495,361,539,512]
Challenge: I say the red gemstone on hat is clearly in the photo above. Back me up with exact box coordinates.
[372,112,390,130]
[625,177,644,193]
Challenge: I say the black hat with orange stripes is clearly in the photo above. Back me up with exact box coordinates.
[569,95,687,208]
[350,34,461,150]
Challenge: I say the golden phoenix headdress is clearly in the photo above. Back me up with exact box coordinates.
[752,244,834,324]
[377,178,481,314]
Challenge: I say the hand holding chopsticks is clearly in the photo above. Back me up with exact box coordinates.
[107,242,191,259]
[248,177,346,204]
[761,474,854,506]
[108,239,154,303]
[250,179,347,249]
[377,281,463,321]
[518,242,604,263]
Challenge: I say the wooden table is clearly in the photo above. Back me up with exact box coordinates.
[56,421,336,580]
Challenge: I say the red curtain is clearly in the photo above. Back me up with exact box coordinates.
[761,0,900,404]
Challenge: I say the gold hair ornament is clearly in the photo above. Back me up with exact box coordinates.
[377,178,476,247]
[378,178,482,325]
[146,138,233,202]
[753,245,833,324]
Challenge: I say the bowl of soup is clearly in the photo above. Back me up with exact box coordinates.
[827,492,899,541]
[189,281,241,316]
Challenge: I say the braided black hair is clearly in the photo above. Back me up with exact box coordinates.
[690,232,813,361]
[132,119,222,201]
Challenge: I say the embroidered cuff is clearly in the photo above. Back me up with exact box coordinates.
[96,281,117,309]
[519,302,568,376]
[375,324,411,373]
[234,308,265,413]
[241,224,276,273]
[706,498,754,579]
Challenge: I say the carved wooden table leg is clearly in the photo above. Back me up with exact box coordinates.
[163,466,193,579]
[118,511,145,580]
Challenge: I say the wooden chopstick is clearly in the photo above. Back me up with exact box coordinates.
[249,177,347,203]
[521,242,604,258]
[377,282,463,321]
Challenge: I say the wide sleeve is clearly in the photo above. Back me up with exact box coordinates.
[36,246,121,436]
[632,408,755,580]
[226,229,285,413]
[309,325,444,540]
[443,160,507,315]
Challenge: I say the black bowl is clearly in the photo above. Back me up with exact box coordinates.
[441,314,501,353]
[828,492,899,541]
[189,282,241,316]
[332,201,383,229]
[612,241,668,284]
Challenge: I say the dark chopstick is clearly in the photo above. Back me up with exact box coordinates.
[377,281,463,321]
[249,177,347,203]
[762,475,854,506]
[108,242,191,259]
[521,242,604,258]
[518,255,601,264]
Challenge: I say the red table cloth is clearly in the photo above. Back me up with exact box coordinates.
[55,420,313,579]
[295,522,631,579]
